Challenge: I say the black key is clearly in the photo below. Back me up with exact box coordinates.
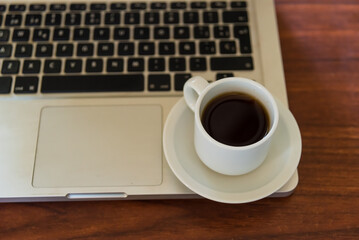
[214,26,230,38]
[15,44,33,57]
[175,74,192,91]
[0,5,6,12]
[211,2,227,8]
[91,4,106,11]
[23,60,41,74]
[73,28,90,41]
[94,28,110,40]
[134,27,150,40]
[65,59,82,73]
[86,59,103,72]
[148,74,171,91]
[191,2,207,9]
[179,42,195,55]
[118,42,134,55]
[144,12,160,24]
[190,57,207,71]
[50,4,66,11]
[107,59,124,72]
[77,43,94,56]
[65,13,81,25]
[2,60,20,74]
[171,2,187,9]
[53,28,70,41]
[210,57,254,70]
[139,42,155,55]
[131,3,147,10]
[216,73,234,80]
[194,26,210,39]
[0,15,3,27]
[9,4,26,12]
[111,3,127,10]
[114,28,130,40]
[125,12,140,24]
[41,75,144,93]
[36,44,53,57]
[159,42,175,55]
[33,29,50,41]
[231,1,247,8]
[0,77,12,94]
[85,13,101,25]
[203,11,218,23]
[105,12,120,25]
[234,25,252,53]
[0,30,10,41]
[220,41,237,54]
[98,43,114,56]
[223,11,248,23]
[12,29,30,41]
[200,41,216,54]
[154,27,170,39]
[151,2,167,10]
[44,59,62,73]
[14,77,38,94]
[5,14,22,26]
[25,14,42,26]
[56,44,74,57]
[164,12,179,24]
[128,58,144,72]
[30,4,46,11]
[70,4,86,11]
[45,13,62,26]
[148,58,165,71]
[0,44,12,57]
[174,27,190,39]
[169,58,186,71]
[183,12,199,23]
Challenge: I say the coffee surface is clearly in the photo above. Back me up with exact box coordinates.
[201,92,269,146]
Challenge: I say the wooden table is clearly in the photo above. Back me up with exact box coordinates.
[1,1,358,239]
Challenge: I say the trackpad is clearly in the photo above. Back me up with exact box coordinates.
[33,105,163,187]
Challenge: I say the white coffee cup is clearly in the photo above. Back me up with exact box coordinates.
[183,76,279,175]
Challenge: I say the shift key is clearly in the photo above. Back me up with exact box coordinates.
[210,57,253,71]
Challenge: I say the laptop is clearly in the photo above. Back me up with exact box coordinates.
[0,0,298,202]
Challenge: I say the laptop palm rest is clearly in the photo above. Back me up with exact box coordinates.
[32,105,163,188]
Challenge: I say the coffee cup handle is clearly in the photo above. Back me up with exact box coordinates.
[183,76,209,112]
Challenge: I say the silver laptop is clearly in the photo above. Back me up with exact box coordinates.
[0,0,298,202]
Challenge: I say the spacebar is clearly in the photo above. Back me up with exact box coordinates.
[41,75,144,93]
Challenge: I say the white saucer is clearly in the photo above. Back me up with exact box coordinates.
[163,98,302,204]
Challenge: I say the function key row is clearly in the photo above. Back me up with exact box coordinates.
[0,2,247,12]
[1,11,248,27]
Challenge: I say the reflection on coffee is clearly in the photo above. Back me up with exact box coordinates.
[201,92,269,147]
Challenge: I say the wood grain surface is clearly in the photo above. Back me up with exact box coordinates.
[1,1,358,239]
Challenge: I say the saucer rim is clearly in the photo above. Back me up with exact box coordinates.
[163,97,302,204]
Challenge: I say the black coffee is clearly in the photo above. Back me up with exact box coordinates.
[201,92,269,147]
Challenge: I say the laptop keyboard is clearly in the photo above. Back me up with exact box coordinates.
[0,1,253,95]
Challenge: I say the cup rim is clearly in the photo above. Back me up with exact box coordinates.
[194,77,279,150]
